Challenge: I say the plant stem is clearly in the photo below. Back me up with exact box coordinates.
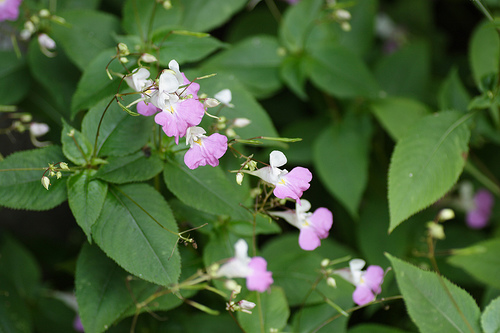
[470,0,494,21]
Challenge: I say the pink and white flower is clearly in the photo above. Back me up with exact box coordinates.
[0,0,22,22]
[184,126,227,169]
[216,239,273,293]
[248,150,312,203]
[335,259,385,306]
[124,68,153,92]
[270,199,333,251]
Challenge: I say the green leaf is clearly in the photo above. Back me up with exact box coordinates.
[280,54,308,100]
[154,32,224,66]
[76,243,182,333]
[51,10,121,69]
[469,20,500,91]
[0,276,33,333]
[438,68,471,113]
[0,51,30,105]
[386,254,481,333]
[71,49,127,118]
[32,297,76,333]
[57,0,101,10]
[307,44,380,98]
[279,0,324,52]
[203,36,283,98]
[81,96,153,157]
[237,287,289,333]
[67,170,108,241]
[0,235,41,300]
[0,146,67,210]
[313,113,373,218]
[95,151,163,184]
[291,302,350,333]
[371,97,431,141]
[388,111,471,232]
[163,156,250,221]
[374,41,430,100]
[179,0,247,32]
[230,214,281,237]
[481,297,500,333]
[261,234,354,306]
[348,324,414,333]
[448,238,500,290]
[61,120,93,165]
[91,183,180,286]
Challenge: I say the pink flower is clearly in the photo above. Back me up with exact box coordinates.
[248,150,312,203]
[466,189,494,229]
[73,315,84,332]
[335,259,385,306]
[184,126,227,169]
[216,239,273,293]
[0,0,22,22]
[136,100,159,116]
[270,199,333,251]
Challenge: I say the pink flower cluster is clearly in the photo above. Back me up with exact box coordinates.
[124,61,227,169]
[0,0,22,22]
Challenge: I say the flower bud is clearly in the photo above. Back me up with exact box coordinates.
[67,129,75,137]
[30,122,49,137]
[140,53,157,63]
[38,33,56,50]
[20,114,32,123]
[56,171,62,179]
[236,172,244,185]
[335,9,351,21]
[49,170,56,177]
[233,118,251,128]
[225,128,236,137]
[59,162,69,170]
[163,0,172,9]
[321,259,330,267]
[247,160,258,171]
[204,98,220,108]
[117,43,130,56]
[238,300,256,314]
[39,9,51,18]
[41,176,50,190]
[224,279,240,291]
[340,22,351,32]
[119,57,129,63]
[438,208,455,222]
[427,221,445,240]
[326,277,337,288]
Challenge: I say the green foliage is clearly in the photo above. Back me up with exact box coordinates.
[388,111,471,231]
[94,151,163,184]
[469,20,500,91]
[387,254,482,333]
[0,51,30,105]
[61,120,93,165]
[481,297,500,333]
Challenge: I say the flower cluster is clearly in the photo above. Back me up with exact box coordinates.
[216,239,273,293]
[124,60,228,169]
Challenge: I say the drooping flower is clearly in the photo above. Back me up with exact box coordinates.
[247,150,312,203]
[124,67,153,92]
[335,259,384,306]
[216,239,273,293]
[466,189,494,229]
[214,89,234,108]
[184,126,227,169]
[0,0,22,22]
[269,199,333,251]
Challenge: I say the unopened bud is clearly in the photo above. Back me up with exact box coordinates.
[321,259,330,267]
[224,279,240,291]
[335,9,351,21]
[214,89,233,107]
[67,129,75,137]
[49,170,56,177]
[247,160,258,171]
[236,172,244,185]
[25,21,36,33]
[163,0,172,9]
[119,57,129,63]
[56,171,62,179]
[39,9,51,18]
[340,21,351,32]
[51,15,66,24]
[238,300,256,314]
[30,15,40,25]
[327,277,337,288]
[59,162,69,170]
[204,98,220,108]
[117,43,130,56]
[38,33,56,49]
[20,114,32,123]
[140,53,157,63]
[438,208,455,222]
[225,128,236,137]
[233,118,251,128]
[30,122,49,137]
[41,176,50,190]
[427,221,445,240]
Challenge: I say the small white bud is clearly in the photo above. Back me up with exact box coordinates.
[29,122,49,137]
[163,0,172,9]
[335,9,351,21]
[327,277,337,288]
[25,21,36,33]
[20,114,32,123]
[204,98,220,108]
[321,259,330,267]
[119,57,129,63]
[39,9,51,18]
[117,43,130,56]
[214,89,234,107]
[236,172,244,185]
[225,128,236,137]
[20,30,32,41]
[247,160,258,171]
[67,129,75,137]
[140,53,157,63]
[233,118,251,128]
[56,171,62,179]
[59,162,69,170]
[340,21,351,32]
[427,222,445,240]
[238,300,256,314]
[224,279,240,291]
[38,33,56,50]
[41,176,50,190]
[49,170,56,177]
[438,208,455,221]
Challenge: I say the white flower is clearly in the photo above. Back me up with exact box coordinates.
[214,89,234,108]
[124,68,152,92]
[29,122,49,137]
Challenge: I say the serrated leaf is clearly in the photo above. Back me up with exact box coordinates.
[67,170,108,241]
[291,302,350,333]
[448,238,500,290]
[348,324,414,333]
[313,113,373,218]
[94,151,163,184]
[61,120,93,165]
[0,146,67,210]
[76,243,182,333]
[469,20,500,91]
[438,68,471,112]
[51,10,120,70]
[91,183,180,286]
[481,297,500,333]
[163,156,250,221]
[179,0,247,32]
[386,254,481,333]
[371,97,431,141]
[237,287,289,333]
[0,51,30,105]
[81,97,153,157]
[388,111,472,232]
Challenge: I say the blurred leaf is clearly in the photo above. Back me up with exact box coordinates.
[388,111,471,232]
[203,35,282,98]
[314,113,373,218]
[261,234,354,306]
[95,151,163,184]
[448,238,500,290]
[61,120,93,165]
[438,68,471,113]
[280,54,308,100]
[337,0,377,57]
[230,214,281,237]
[57,0,101,10]
[280,0,324,52]
[482,297,500,333]
[76,243,182,333]
[307,44,380,98]
[67,170,108,241]
[91,183,181,286]
[0,276,33,333]
[469,20,500,91]
[81,96,153,157]
[0,235,41,300]
[371,97,431,141]
[0,146,67,210]
[71,49,128,118]
[0,51,30,105]
[164,156,250,221]
[374,41,430,100]
[32,297,76,333]
[291,301,350,333]
[179,0,247,32]
[51,10,120,70]
[237,287,289,333]
[348,324,414,333]
[387,254,481,333]
[27,39,79,114]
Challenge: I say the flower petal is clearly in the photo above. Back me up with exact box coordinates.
[352,284,375,306]
[298,227,321,251]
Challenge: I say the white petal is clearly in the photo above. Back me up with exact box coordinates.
[168,59,184,84]
[269,150,287,168]
[185,126,206,145]
[296,199,311,215]
[214,89,232,105]
[159,70,180,94]
[349,259,366,285]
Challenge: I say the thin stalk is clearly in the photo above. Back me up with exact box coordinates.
[470,0,494,21]
[92,96,118,159]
